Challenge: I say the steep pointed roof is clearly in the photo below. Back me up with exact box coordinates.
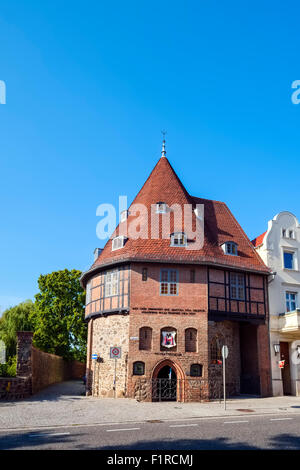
[81,154,270,285]
[130,155,192,208]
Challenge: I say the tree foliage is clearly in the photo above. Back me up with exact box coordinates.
[31,269,87,361]
[0,300,35,358]
[0,355,17,377]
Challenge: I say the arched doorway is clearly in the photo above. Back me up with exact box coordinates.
[152,360,184,402]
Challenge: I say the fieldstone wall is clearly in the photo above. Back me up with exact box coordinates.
[88,314,129,398]
[0,377,32,400]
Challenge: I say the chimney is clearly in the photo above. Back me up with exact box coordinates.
[94,248,103,261]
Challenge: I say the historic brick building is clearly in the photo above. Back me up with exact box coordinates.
[81,142,272,401]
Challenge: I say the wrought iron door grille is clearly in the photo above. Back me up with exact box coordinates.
[134,378,240,402]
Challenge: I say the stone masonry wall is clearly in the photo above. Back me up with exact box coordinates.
[88,314,129,398]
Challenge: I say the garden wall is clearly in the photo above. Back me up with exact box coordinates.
[0,331,86,399]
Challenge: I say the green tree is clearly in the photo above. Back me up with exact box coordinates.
[0,300,35,358]
[31,269,87,361]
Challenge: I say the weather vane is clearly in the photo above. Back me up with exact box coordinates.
[161,130,167,157]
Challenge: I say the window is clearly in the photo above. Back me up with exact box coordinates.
[284,251,294,270]
[190,269,195,283]
[185,328,197,352]
[156,202,167,213]
[112,236,126,251]
[139,327,152,350]
[282,229,286,238]
[190,364,203,377]
[133,361,145,375]
[221,242,238,256]
[170,232,187,247]
[289,230,294,239]
[210,336,224,364]
[160,269,178,295]
[86,281,91,304]
[230,273,245,300]
[286,292,297,312]
[120,210,128,222]
[105,270,119,297]
[142,268,148,281]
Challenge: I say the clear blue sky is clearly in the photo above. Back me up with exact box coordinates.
[1,1,300,313]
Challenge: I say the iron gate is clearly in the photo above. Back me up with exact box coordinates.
[134,378,240,402]
[152,378,177,401]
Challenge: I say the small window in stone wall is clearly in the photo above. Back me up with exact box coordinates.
[190,364,203,377]
[133,361,145,375]
[185,328,197,352]
[139,327,152,351]
[210,336,224,364]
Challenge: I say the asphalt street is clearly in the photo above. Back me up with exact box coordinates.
[1,412,300,450]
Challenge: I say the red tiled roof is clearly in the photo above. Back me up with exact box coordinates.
[251,231,267,248]
[82,156,270,283]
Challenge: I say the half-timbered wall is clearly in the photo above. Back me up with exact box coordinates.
[85,265,130,317]
[208,267,267,322]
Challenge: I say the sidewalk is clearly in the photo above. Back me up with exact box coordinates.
[0,380,300,431]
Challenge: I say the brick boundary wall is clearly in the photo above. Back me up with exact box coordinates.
[0,331,86,400]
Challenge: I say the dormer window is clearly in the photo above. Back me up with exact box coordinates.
[221,241,238,256]
[156,202,167,214]
[170,232,187,247]
[112,235,126,251]
[120,210,128,222]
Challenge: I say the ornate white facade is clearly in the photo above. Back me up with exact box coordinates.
[254,212,300,396]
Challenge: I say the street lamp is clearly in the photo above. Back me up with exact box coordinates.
[273,344,280,355]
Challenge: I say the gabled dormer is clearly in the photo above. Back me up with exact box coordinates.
[221,241,238,256]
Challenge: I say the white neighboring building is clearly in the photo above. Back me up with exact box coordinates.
[252,212,300,396]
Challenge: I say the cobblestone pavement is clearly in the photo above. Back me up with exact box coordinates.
[1,380,300,430]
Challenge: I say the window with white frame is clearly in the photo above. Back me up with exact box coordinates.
[160,269,178,295]
[105,270,119,297]
[112,236,126,251]
[156,202,167,213]
[283,251,294,270]
[289,230,294,239]
[286,292,298,312]
[221,241,238,256]
[86,281,91,304]
[283,229,295,239]
[230,273,245,300]
[170,232,187,247]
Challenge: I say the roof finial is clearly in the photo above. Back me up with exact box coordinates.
[161,130,167,157]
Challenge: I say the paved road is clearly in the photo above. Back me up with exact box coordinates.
[2,380,300,431]
[1,413,300,450]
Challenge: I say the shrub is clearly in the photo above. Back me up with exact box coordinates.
[0,356,17,377]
